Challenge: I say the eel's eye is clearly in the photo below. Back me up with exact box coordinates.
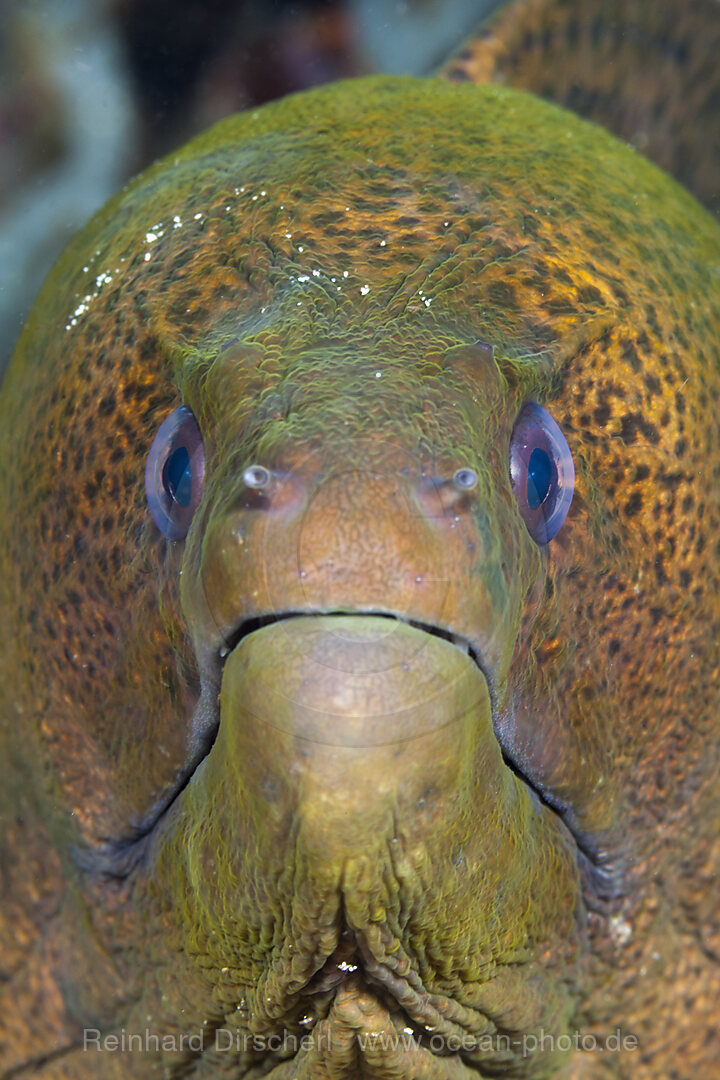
[145,406,205,540]
[509,402,574,544]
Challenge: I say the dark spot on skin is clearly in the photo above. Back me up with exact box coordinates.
[619,412,658,444]
[622,339,641,372]
[644,305,661,336]
[625,491,643,516]
[659,472,685,491]
[487,281,518,307]
[577,284,604,305]
[98,394,116,418]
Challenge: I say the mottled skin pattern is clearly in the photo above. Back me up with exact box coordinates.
[0,48,719,1080]
[440,0,720,217]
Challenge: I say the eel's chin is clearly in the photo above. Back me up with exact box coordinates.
[147,616,585,1078]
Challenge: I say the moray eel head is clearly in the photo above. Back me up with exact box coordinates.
[2,76,719,1077]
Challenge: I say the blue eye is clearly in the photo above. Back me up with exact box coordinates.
[527,446,554,510]
[510,402,574,544]
[145,406,205,540]
[163,446,192,507]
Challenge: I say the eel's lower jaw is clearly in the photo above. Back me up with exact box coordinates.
[209,609,626,904]
[96,609,620,911]
[100,610,486,858]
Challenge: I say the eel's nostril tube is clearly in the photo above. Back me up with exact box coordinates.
[453,467,478,490]
[243,464,272,489]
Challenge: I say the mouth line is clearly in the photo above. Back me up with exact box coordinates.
[220,609,485,671]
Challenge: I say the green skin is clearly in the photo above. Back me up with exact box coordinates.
[1,76,720,1079]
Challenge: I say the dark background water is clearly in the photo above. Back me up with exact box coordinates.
[0,0,493,374]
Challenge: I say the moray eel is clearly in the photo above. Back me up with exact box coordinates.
[1,2,720,1078]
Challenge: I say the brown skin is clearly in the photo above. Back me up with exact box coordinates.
[440,0,720,217]
[0,71,719,1079]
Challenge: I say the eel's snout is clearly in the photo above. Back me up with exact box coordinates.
[186,439,520,684]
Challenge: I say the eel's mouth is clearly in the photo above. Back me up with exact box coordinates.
[103,609,620,905]
[222,609,485,674]
[225,613,483,678]
[172,610,588,1075]
[213,610,620,900]
[112,611,487,844]
[92,611,601,1077]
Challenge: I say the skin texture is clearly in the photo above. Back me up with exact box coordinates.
[0,65,720,1080]
[440,0,720,217]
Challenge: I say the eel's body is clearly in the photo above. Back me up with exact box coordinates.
[1,3,719,1078]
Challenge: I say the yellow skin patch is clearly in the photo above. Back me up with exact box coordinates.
[0,76,719,1078]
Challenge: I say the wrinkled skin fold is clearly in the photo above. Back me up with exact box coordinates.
[145,616,582,1077]
[1,73,719,1080]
